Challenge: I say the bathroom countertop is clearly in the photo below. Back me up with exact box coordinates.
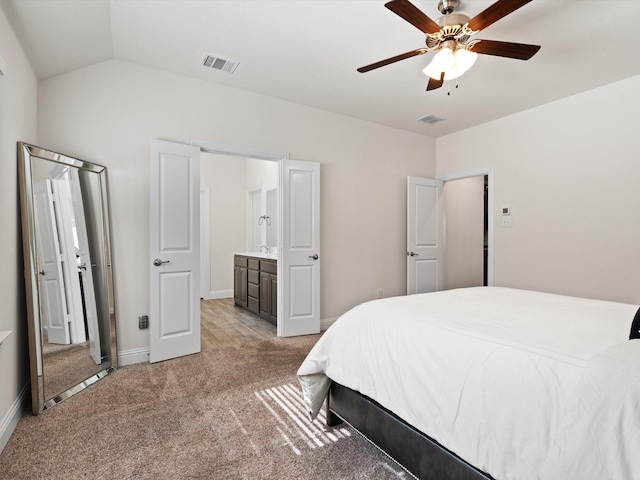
[234,252,278,260]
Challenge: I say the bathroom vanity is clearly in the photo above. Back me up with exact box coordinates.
[234,253,277,325]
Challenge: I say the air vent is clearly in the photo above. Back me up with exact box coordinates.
[417,114,445,125]
[201,54,239,74]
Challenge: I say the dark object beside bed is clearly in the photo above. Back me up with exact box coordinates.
[327,382,493,480]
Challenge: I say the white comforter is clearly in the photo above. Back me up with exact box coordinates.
[297,287,639,480]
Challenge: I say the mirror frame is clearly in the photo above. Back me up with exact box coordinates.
[18,142,117,415]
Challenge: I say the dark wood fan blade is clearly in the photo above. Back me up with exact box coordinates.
[385,0,441,34]
[470,39,540,60]
[426,72,445,91]
[357,49,428,73]
[467,0,532,32]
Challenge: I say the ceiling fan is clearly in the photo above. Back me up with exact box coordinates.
[358,0,541,91]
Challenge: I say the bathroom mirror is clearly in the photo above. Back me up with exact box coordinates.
[265,187,278,248]
[18,142,117,415]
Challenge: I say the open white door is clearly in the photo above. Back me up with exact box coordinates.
[149,139,201,363]
[34,180,70,345]
[278,159,320,337]
[65,168,102,364]
[407,176,444,295]
[50,176,87,345]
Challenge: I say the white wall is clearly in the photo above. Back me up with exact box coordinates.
[0,5,38,451]
[201,152,246,298]
[444,176,484,289]
[37,59,436,357]
[437,74,640,305]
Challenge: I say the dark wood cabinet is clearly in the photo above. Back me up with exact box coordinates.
[259,259,277,325]
[234,254,277,325]
[247,258,260,315]
[233,256,248,308]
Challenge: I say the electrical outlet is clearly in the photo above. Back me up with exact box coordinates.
[138,315,149,329]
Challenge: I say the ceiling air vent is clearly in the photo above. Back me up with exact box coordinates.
[201,54,239,74]
[417,114,445,125]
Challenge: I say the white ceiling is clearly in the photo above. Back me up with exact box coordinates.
[4,0,640,137]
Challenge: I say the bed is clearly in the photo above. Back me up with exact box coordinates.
[297,287,640,480]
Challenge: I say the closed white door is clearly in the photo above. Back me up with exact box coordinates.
[149,140,201,363]
[34,180,70,345]
[407,176,444,295]
[278,159,320,337]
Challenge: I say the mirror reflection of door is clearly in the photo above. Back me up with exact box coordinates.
[31,158,106,399]
[33,179,70,345]
[62,168,102,364]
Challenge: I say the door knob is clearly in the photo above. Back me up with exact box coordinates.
[38,269,45,276]
[408,251,419,257]
[153,258,170,267]
[308,254,319,260]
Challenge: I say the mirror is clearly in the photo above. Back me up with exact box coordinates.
[265,187,278,248]
[18,142,117,415]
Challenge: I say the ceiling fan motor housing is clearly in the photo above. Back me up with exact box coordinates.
[427,12,471,48]
[438,0,458,14]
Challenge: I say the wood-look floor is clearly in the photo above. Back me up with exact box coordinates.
[200,297,276,350]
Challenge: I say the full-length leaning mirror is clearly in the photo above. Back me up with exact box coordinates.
[18,142,117,415]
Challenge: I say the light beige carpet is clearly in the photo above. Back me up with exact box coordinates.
[0,335,411,479]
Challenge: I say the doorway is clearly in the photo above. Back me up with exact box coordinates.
[199,151,279,347]
[149,139,321,362]
[439,169,494,289]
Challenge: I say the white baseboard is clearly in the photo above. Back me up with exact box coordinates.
[0,381,29,454]
[118,347,149,366]
[203,290,233,300]
[321,316,338,331]
[118,316,334,367]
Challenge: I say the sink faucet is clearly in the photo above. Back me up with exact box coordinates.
[260,245,268,254]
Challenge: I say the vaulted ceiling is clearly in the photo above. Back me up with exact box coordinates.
[4,0,640,137]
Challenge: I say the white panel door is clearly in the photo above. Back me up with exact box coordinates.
[66,168,102,364]
[34,180,70,345]
[149,140,201,363]
[407,176,444,295]
[278,159,320,337]
[51,176,87,345]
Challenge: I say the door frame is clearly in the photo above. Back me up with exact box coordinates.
[189,137,321,337]
[200,185,211,299]
[189,138,288,333]
[437,167,495,286]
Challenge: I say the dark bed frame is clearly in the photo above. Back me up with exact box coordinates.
[327,382,493,480]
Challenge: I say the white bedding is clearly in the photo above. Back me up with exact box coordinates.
[297,287,639,480]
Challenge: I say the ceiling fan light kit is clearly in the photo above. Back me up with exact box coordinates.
[358,0,540,92]
[423,45,477,81]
